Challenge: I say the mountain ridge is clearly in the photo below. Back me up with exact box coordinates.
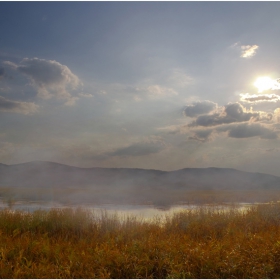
[0,160,265,174]
[1,161,280,206]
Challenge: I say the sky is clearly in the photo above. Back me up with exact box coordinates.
[1,2,280,175]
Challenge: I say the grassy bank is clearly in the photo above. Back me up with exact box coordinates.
[1,204,280,278]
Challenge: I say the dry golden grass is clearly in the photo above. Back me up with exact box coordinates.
[1,203,280,278]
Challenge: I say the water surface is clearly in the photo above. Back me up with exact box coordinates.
[0,200,253,220]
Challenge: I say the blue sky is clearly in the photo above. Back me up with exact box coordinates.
[1,2,280,175]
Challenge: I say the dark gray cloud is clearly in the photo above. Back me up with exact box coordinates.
[226,123,277,139]
[240,93,280,103]
[183,100,217,117]
[189,123,277,142]
[188,128,213,142]
[92,140,166,160]
[185,101,279,142]
[11,58,81,102]
[189,103,259,127]
[0,67,5,78]
[109,141,165,157]
[0,96,38,114]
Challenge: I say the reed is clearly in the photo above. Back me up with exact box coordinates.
[1,203,280,278]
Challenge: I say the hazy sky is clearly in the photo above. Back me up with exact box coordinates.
[1,2,280,175]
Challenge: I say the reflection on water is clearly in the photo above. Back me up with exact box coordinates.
[0,200,253,220]
[90,204,199,220]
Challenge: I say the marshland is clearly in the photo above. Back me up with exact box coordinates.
[1,202,280,278]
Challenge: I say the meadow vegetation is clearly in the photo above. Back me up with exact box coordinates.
[1,203,280,278]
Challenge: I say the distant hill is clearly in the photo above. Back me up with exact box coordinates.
[1,161,280,206]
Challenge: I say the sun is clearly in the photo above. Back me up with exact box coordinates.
[254,76,275,93]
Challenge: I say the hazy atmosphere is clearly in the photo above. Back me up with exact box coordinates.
[1,2,280,176]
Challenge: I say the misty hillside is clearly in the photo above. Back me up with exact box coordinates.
[1,161,280,206]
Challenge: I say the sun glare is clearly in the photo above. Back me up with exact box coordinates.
[254,76,275,93]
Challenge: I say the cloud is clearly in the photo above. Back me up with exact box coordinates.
[273,108,280,123]
[93,83,178,103]
[268,78,280,91]
[254,77,280,93]
[167,69,193,88]
[240,93,280,103]
[3,61,17,69]
[157,124,186,135]
[146,85,177,98]
[185,101,278,141]
[97,90,107,95]
[78,93,93,98]
[0,96,38,114]
[189,103,260,127]
[226,123,277,139]
[189,123,277,142]
[64,97,79,106]
[108,140,165,157]
[0,67,4,78]
[240,44,259,58]
[183,100,217,117]
[13,58,81,101]
[92,139,167,160]
[188,128,214,142]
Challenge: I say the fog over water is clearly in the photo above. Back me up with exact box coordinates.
[0,199,253,221]
[2,161,280,207]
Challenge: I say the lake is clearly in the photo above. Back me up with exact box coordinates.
[0,200,253,220]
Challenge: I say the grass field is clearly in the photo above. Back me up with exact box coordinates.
[1,203,280,278]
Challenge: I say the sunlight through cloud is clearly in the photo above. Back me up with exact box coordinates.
[240,44,259,58]
[254,77,280,93]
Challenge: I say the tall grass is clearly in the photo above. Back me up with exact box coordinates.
[1,203,280,278]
